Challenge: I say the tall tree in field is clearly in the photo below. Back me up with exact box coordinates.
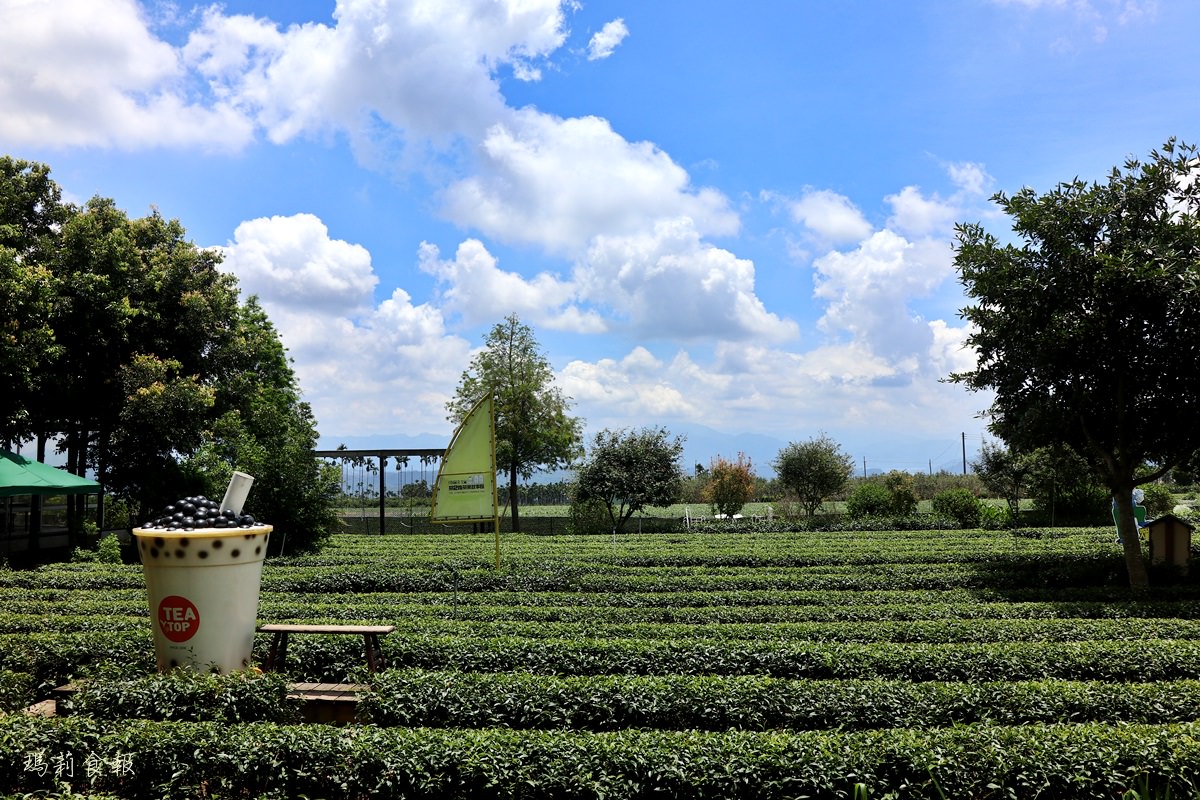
[972,441,1037,523]
[703,453,755,519]
[951,139,1200,590]
[574,427,685,533]
[773,434,854,516]
[447,314,583,532]
[0,157,68,447]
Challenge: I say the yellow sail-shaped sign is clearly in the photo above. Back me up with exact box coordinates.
[430,395,497,523]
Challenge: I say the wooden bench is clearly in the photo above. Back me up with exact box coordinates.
[257,623,396,673]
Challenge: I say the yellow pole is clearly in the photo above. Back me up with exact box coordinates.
[493,514,501,569]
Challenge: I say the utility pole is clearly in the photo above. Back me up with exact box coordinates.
[862,457,867,478]
[962,432,967,475]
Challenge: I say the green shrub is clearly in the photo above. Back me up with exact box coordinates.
[5,716,1200,799]
[1140,483,1175,517]
[846,483,892,518]
[95,533,122,564]
[979,503,1012,529]
[567,496,612,535]
[931,488,982,528]
[883,471,919,516]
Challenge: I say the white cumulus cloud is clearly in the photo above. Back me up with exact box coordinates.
[587,18,629,60]
[217,212,471,435]
[442,109,739,254]
[219,213,378,313]
[579,217,798,343]
[0,0,252,149]
[417,238,604,333]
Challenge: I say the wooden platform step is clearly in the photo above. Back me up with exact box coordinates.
[289,682,368,724]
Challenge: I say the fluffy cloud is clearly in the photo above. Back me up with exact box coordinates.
[442,109,740,254]
[220,214,378,313]
[0,0,570,150]
[813,229,955,364]
[587,18,629,60]
[417,238,604,333]
[781,188,874,246]
[0,0,252,149]
[579,217,797,343]
[559,337,974,444]
[217,213,469,434]
[559,347,699,422]
[184,0,568,146]
[801,163,990,379]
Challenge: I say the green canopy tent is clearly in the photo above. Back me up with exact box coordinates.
[0,450,101,497]
[1,450,102,559]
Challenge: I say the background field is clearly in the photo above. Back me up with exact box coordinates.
[3,527,1200,798]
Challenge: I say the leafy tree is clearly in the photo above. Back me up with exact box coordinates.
[182,300,340,554]
[447,314,583,532]
[972,441,1037,522]
[1024,445,1109,526]
[951,139,1200,589]
[883,471,919,516]
[1139,482,1175,518]
[401,480,430,500]
[773,434,854,516]
[0,157,68,447]
[703,453,755,519]
[573,427,685,533]
[0,158,338,553]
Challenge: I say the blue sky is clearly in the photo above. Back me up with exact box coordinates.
[2,0,1196,475]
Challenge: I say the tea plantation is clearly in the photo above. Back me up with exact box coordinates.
[3,528,1200,798]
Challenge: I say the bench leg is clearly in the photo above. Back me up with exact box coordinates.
[364,634,385,672]
[264,632,289,672]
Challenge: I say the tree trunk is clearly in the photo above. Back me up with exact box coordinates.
[508,463,519,533]
[1114,490,1150,591]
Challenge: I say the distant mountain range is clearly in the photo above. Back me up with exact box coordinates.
[316,425,977,487]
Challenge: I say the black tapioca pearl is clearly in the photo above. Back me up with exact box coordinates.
[255,545,261,555]
[149,547,160,558]
[175,549,185,559]
[179,538,189,547]
[212,540,223,549]
[198,550,209,559]
[154,537,165,548]
[245,533,255,540]
[230,549,241,558]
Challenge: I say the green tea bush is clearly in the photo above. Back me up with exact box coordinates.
[931,488,982,528]
[0,669,33,712]
[4,715,1200,799]
[63,665,300,723]
[846,483,892,518]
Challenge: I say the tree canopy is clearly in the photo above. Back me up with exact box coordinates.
[574,427,685,534]
[951,139,1200,588]
[703,453,755,519]
[773,434,854,516]
[0,157,337,552]
[447,314,583,532]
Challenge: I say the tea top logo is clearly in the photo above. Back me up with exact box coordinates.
[158,595,199,642]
